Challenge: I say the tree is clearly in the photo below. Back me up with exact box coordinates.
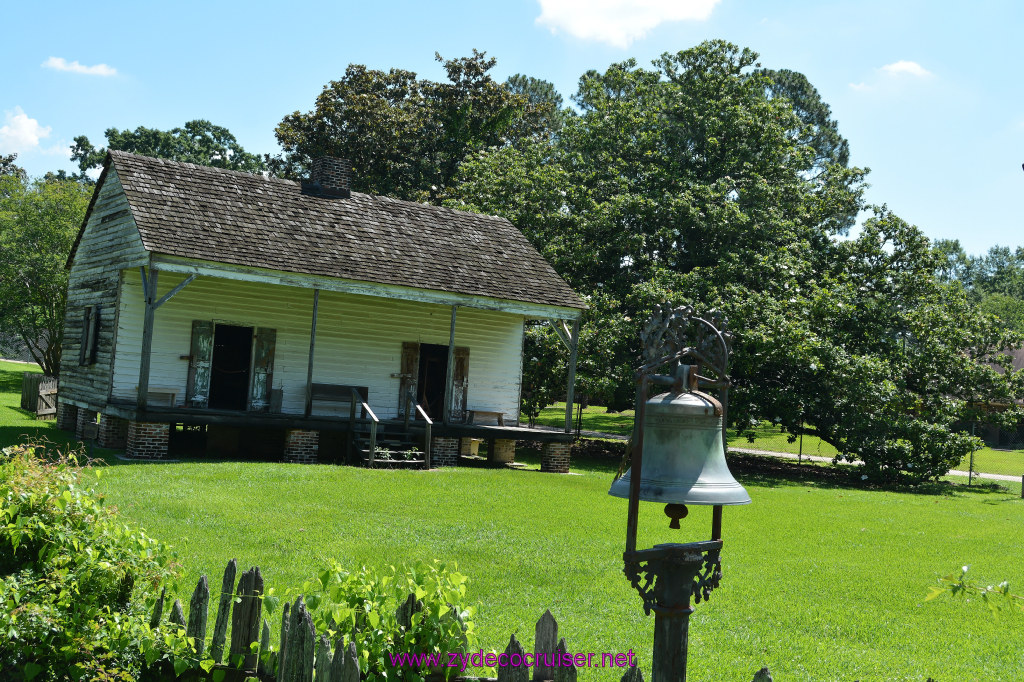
[71,119,266,175]
[755,68,851,176]
[0,153,26,180]
[505,74,566,140]
[0,174,91,375]
[450,40,1019,483]
[274,51,547,204]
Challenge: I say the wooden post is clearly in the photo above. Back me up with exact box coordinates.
[305,289,320,417]
[137,266,158,411]
[564,318,580,433]
[424,420,431,469]
[444,305,457,424]
[369,421,378,465]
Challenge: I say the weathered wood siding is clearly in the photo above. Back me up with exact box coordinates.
[111,271,525,421]
[60,169,148,408]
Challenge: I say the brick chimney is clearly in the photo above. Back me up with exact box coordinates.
[301,157,352,198]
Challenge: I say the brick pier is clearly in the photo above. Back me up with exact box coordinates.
[126,421,169,459]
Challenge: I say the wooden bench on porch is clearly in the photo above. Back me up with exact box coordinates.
[309,384,369,417]
[467,409,505,426]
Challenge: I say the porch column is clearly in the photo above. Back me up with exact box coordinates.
[137,265,158,411]
[304,289,320,417]
[564,317,580,433]
[443,305,458,424]
[136,263,195,411]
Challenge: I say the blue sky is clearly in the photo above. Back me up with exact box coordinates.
[4,0,1021,255]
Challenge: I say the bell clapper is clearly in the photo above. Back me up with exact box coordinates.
[664,503,688,529]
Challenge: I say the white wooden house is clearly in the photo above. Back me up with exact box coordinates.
[57,152,584,468]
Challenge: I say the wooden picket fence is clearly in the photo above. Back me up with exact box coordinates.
[154,559,654,682]
[157,559,774,682]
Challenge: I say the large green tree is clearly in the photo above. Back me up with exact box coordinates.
[0,174,91,375]
[451,40,1019,483]
[274,51,554,204]
[71,119,266,175]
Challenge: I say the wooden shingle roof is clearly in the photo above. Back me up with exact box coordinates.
[105,151,584,311]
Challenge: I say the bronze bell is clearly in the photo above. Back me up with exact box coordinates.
[609,367,751,508]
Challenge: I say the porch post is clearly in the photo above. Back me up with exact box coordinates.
[137,265,158,411]
[564,317,580,433]
[304,289,319,417]
[443,305,458,424]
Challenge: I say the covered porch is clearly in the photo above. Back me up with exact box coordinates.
[75,256,581,470]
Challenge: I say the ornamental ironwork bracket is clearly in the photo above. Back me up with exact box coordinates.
[623,540,724,615]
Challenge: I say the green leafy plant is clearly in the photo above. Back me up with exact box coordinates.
[0,440,188,681]
[266,559,478,681]
[926,565,1024,616]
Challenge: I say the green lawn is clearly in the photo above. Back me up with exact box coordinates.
[5,361,1024,680]
[80,454,1023,681]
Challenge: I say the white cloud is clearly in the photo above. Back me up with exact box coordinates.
[880,60,932,78]
[0,107,52,154]
[535,0,720,48]
[848,82,871,92]
[42,56,117,77]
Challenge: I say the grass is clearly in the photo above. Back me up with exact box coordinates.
[81,453,1024,681]
[959,446,1024,478]
[4,360,1024,679]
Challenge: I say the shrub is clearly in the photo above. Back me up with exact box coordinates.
[0,441,182,681]
[270,559,478,680]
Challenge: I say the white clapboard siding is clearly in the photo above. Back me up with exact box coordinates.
[60,168,149,406]
[111,270,524,421]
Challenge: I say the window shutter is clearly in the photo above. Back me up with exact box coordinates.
[398,341,419,417]
[248,327,276,412]
[451,347,470,423]
[186,321,214,407]
[88,306,101,364]
[78,307,91,366]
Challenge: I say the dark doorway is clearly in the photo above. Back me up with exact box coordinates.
[417,343,449,420]
[208,324,253,410]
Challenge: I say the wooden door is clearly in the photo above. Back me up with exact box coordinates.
[186,320,213,407]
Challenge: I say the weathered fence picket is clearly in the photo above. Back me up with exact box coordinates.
[533,610,557,681]
[210,558,237,663]
[188,575,210,659]
[146,558,768,682]
[230,566,264,669]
